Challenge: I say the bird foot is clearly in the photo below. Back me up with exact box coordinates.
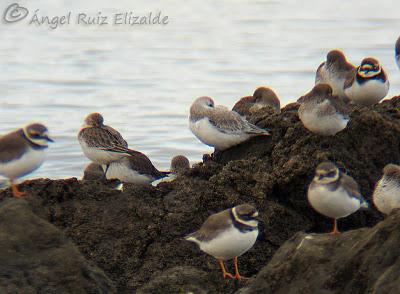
[11,185,25,198]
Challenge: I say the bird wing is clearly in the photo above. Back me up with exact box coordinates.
[208,106,269,135]
[79,127,129,154]
[341,174,362,200]
[0,130,29,163]
[343,68,357,90]
[125,150,165,179]
[186,209,233,242]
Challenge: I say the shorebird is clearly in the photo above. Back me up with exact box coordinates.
[78,113,131,173]
[298,84,350,136]
[184,204,259,280]
[315,49,356,99]
[232,87,281,117]
[344,57,389,106]
[106,151,166,184]
[308,161,369,234]
[189,96,270,151]
[373,164,400,215]
[83,163,105,180]
[0,123,53,197]
[151,155,190,186]
[396,36,400,69]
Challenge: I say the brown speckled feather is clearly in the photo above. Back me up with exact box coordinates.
[0,129,29,163]
[186,209,233,242]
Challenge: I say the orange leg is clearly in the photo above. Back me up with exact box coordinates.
[11,180,25,198]
[233,256,249,280]
[330,218,340,235]
[218,259,234,279]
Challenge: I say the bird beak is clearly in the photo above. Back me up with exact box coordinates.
[45,136,54,142]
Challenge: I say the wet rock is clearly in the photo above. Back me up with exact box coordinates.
[1,96,400,292]
[238,210,400,294]
[0,198,115,293]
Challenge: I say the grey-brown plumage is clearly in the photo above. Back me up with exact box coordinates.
[297,84,350,136]
[78,113,133,166]
[0,123,53,197]
[343,57,389,106]
[185,204,258,242]
[373,164,400,215]
[189,97,270,150]
[83,163,105,180]
[106,150,166,184]
[0,124,50,163]
[308,161,368,234]
[170,155,190,173]
[184,204,259,279]
[233,87,280,117]
[315,50,355,99]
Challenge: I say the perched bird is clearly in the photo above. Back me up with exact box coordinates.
[315,50,356,99]
[344,57,389,106]
[308,161,369,234]
[106,151,166,184]
[83,163,105,180]
[0,123,53,197]
[78,113,131,173]
[189,96,270,151]
[184,204,259,280]
[298,84,350,136]
[151,155,190,186]
[373,164,400,215]
[396,36,400,69]
[232,87,281,117]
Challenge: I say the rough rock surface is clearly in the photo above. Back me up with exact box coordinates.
[238,209,400,294]
[0,198,115,293]
[1,96,400,293]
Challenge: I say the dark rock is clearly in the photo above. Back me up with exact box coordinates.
[1,96,400,292]
[0,198,115,293]
[238,210,400,294]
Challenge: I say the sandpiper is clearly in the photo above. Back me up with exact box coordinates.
[189,96,270,151]
[373,164,400,215]
[78,113,131,173]
[106,150,166,184]
[184,204,259,280]
[298,84,349,136]
[315,49,356,99]
[0,123,53,197]
[344,57,389,106]
[151,155,190,186]
[308,161,369,234]
[83,163,105,181]
[396,36,400,69]
[232,87,281,117]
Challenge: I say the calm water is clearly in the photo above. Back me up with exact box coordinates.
[0,0,399,179]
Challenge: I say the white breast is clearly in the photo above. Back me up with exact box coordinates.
[79,139,127,165]
[189,118,250,150]
[198,226,258,261]
[106,161,154,184]
[299,102,349,136]
[308,184,361,219]
[373,178,400,215]
[0,147,46,180]
[345,79,389,106]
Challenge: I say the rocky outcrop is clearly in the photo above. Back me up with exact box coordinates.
[1,97,400,292]
[0,198,115,293]
[238,209,400,294]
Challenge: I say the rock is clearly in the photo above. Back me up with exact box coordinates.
[1,96,400,292]
[238,210,400,294]
[137,266,220,294]
[0,198,116,293]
